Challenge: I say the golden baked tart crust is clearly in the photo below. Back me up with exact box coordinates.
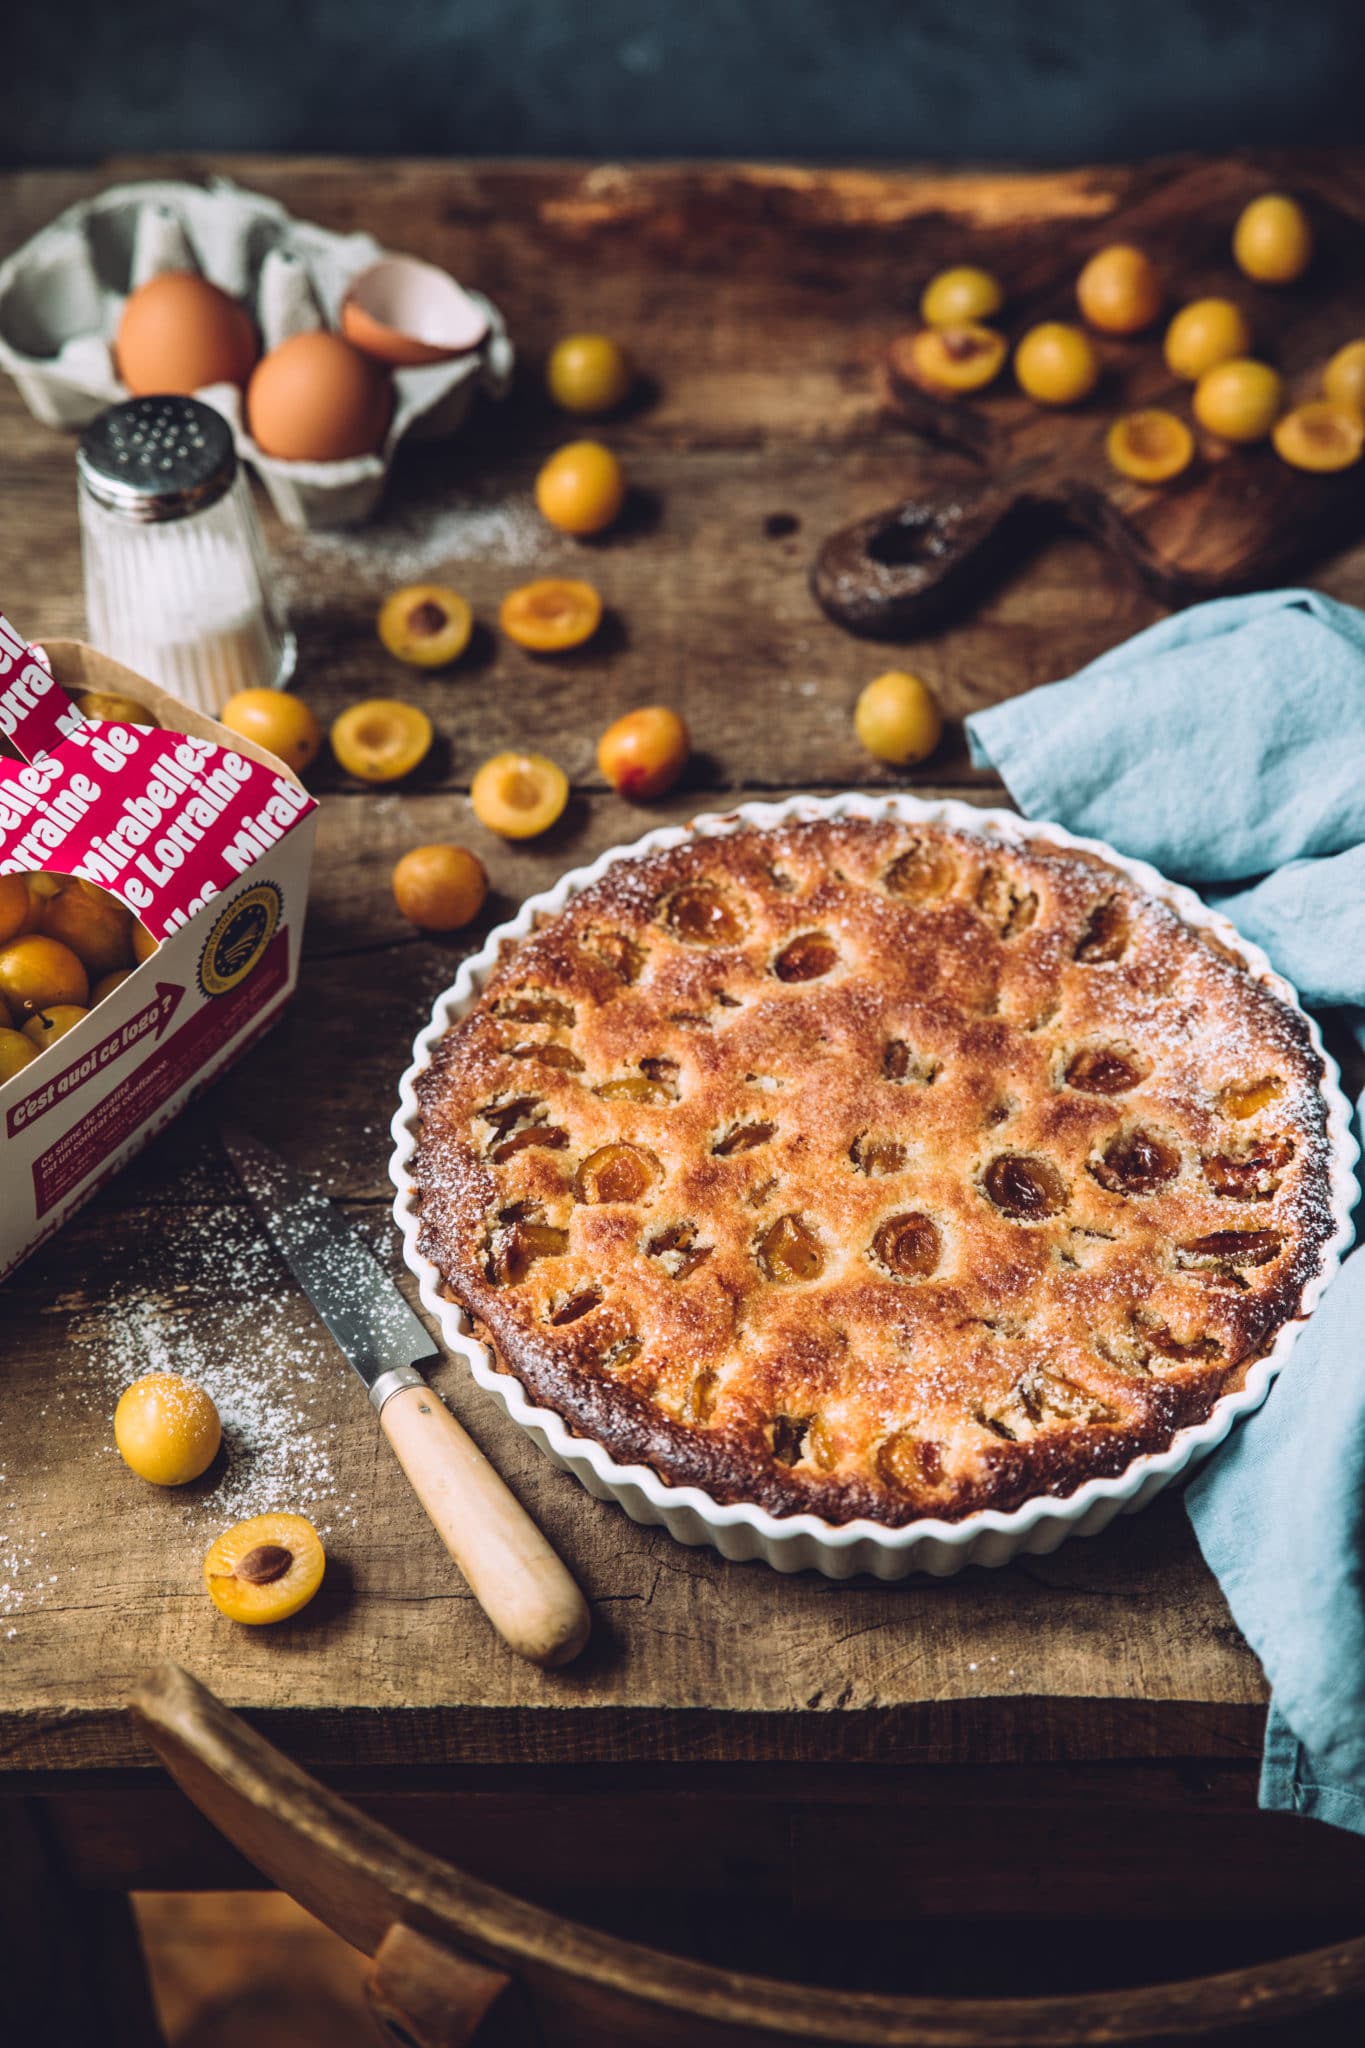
[412,817,1334,1526]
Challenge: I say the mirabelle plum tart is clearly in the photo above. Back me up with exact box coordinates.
[407,814,1337,1533]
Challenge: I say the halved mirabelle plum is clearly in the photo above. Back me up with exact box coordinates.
[871,1211,942,1279]
[546,333,632,416]
[0,874,34,945]
[575,1143,661,1204]
[1065,1045,1147,1095]
[1076,244,1163,335]
[598,1075,670,1104]
[885,839,957,901]
[535,441,626,535]
[1164,298,1251,382]
[220,689,322,772]
[391,844,488,931]
[1014,323,1100,406]
[1075,897,1131,963]
[500,578,602,653]
[901,323,1006,396]
[1091,1127,1179,1195]
[0,1028,37,1082]
[1220,1076,1282,1120]
[204,1513,325,1625]
[920,266,1004,328]
[1106,409,1195,484]
[1233,193,1312,284]
[23,1004,89,1051]
[1323,340,1365,418]
[331,699,433,783]
[757,1213,824,1283]
[76,689,154,725]
[773,932,838,982]
[377,584,474,668]
[597,706,690,799]
[470,752,569,838]
[1272,402,1364,473]
[115,1372,221,1486]
[983,1153,1068,1218]
[663,881,746,946]
[1193,359,1283,443]
[878,1431,945,1492]
[41,879,132,979]
[0,935,89,1018]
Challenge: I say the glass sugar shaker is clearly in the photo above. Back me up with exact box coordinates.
[77,395,296,718]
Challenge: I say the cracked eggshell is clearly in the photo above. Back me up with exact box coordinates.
[0,178,514,528]
[341,255,491,367]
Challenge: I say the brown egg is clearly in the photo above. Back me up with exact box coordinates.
[116,272,258,396]
[246,332,393,463]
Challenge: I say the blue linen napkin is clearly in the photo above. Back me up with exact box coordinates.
[965,588,1365,1835]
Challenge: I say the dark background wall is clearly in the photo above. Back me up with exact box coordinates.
[11,0,1365,166]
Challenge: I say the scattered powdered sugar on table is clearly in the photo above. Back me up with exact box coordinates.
[2,1181,398,1634]
[0,1474,63,1636]
[90,1197,363,1533]
[2,1193,367,1633]
[280,491,547,595]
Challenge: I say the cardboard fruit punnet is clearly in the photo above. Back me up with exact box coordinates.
[0,619,317,1281]
[0,179,513,531]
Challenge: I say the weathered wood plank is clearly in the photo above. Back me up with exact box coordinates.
[0,1169,1264,1772]
[9,155,1356,1777]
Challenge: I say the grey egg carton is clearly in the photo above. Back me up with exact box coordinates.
[0,177,514,530]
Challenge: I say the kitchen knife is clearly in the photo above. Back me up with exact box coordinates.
[220,1126,590,1668]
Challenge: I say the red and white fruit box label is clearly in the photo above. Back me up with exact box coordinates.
[0,612,318,1283]
[0,612,315,937]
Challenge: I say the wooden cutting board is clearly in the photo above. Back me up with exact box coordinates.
[813,158,1365,637]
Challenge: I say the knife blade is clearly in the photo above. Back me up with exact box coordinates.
[221,1125,441,1407]
[221,1126,590,1668]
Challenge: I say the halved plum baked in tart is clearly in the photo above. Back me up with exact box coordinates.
[411,816,1333,1526]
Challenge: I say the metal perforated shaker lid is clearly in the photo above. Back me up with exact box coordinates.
[77,395,236,522]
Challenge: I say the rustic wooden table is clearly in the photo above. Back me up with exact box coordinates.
[4,155,1365,2038]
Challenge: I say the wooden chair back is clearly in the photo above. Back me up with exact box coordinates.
[132,1663,1365,2048]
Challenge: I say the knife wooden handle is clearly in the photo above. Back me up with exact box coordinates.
[379,1384,590,1668]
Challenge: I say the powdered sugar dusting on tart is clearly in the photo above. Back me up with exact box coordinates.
[411,817,1334,1527]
